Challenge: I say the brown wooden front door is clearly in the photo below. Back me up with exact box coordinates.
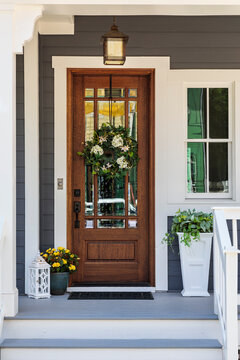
[67,69,155,285]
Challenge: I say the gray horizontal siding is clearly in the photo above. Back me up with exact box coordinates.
[39,16,240,288]
[16,54,25,295]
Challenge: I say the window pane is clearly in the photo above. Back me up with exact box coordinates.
[85,101,94,141]
[85,166,94,215]
[128,101,137,140]
[187,143,207,193]
[187,88,207,139]
[98,177,125,216]
[209,143,229,193]
[97,219,125,229]
[209,88,228,139]
[98,101,125,128]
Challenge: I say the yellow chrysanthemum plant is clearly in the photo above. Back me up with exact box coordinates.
[40,247,80,273]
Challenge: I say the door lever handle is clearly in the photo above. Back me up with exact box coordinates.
[74,201,81,214]
[73,201,81,228]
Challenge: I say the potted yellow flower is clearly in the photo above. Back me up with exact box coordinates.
[41,247,79,295]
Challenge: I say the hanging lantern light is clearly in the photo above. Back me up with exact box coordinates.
[28,251,51,299]
[101,17,129,65]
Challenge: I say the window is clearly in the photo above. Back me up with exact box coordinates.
[186,87,231,198]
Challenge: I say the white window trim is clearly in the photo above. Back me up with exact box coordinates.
[184,82,233,200]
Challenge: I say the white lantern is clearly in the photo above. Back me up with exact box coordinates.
[28,251,51,299]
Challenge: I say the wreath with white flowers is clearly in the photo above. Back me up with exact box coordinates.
[77,123,139,179]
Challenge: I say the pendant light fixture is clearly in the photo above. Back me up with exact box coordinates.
[101,17,129,65]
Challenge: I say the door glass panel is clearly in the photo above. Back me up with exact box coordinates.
[85,88,94,98]
[85,165,94,215]
[85,219,94,228]
[128,168,137,215]
[209,142,229,192]
[187,88,207,139]
[97,88,125,98]
[128,219,138,228]
[128,89,137,98]
[85,101,94,141]
[187,142,207,193]
[98,101,125,127]
[209,88,228,139]
[97,219,125,229]
[98,176,125,216]
[128,101,137,140]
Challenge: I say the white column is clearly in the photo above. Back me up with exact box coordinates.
[24,26,40,295]
[0,6,18,316]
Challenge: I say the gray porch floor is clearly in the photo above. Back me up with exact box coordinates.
[8,292,218,320]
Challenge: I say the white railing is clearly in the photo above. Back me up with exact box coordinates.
[213,207,240,360]
[0,217,6,340]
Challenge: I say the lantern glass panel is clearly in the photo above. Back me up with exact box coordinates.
[106,38,123,57]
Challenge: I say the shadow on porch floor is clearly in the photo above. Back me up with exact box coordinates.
[8,292,218,320]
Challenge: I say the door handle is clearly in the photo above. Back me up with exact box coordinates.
[73,201,81,228]
[74,201,81,214]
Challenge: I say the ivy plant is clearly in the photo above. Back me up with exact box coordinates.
[162,209,213,247]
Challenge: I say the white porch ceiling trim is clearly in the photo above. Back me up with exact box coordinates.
[52,56,170,291]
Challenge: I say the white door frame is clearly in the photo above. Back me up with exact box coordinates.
[52,56,170,291]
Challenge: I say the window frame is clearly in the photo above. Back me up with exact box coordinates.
[184,82,233,199]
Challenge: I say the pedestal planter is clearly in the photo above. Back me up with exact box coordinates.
[50,272,69,295]
[177,232,213,297]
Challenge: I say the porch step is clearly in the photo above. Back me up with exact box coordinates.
[3,318,221,340]
[0,338,222,360]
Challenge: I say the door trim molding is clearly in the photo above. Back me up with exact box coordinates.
[52,56,170,290]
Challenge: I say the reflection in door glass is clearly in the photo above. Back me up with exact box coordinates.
[85,165,94,215]
[85,88,94,98]
[128,101,137,140]
[85,219,94,228]
[97,88,125,98]
[98,176,125,216]
[97,219,125,229]
[128,89,137,98]
[128,168,137,216]
[128,219,138,228]
[98,101,125,128]
[85,101,94,141]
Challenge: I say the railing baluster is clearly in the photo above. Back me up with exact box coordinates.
[213,208,239,360]
[232,219,238,248]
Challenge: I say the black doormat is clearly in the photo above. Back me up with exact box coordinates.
[68,292,154,300]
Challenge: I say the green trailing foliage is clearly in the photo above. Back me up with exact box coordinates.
[77,123,139,180]
[162,209,213,248]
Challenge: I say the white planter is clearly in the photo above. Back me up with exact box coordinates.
[177,232,213,297]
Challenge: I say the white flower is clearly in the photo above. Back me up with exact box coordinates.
[121,145,129,152]
[106,162,112,168]
[116,156,128,169]
[99,136,107,144]
[91,145,104,156]
[102,165,107,171]
[112,135,124,148]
